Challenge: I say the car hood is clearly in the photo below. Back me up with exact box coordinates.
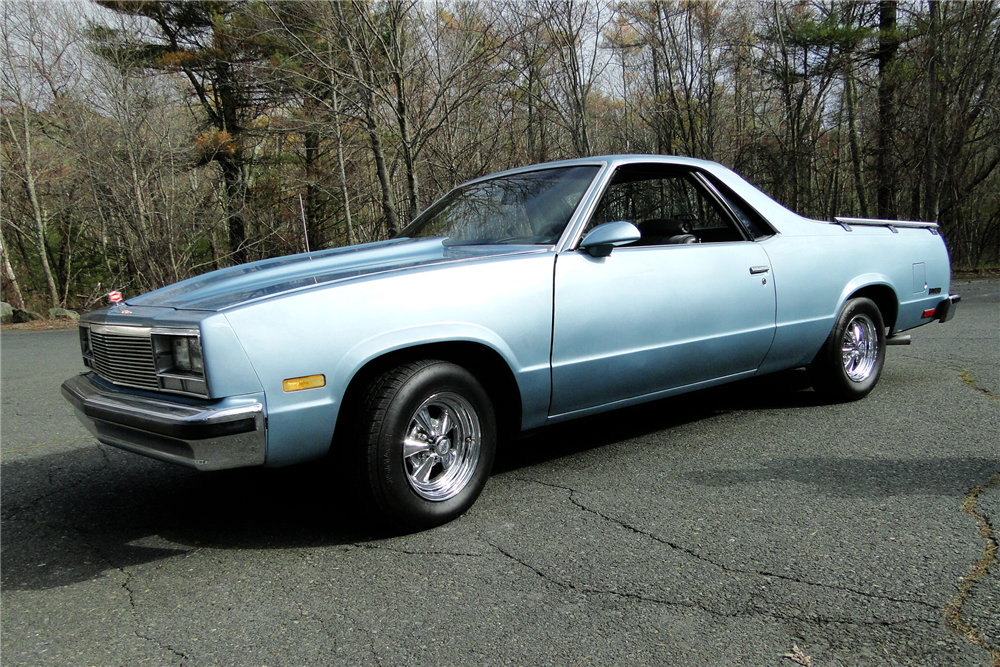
[126,238,544,311]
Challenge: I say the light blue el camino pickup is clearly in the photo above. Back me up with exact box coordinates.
[63,155,960,530]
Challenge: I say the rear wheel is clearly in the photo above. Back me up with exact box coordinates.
[357,360,496,531]
[809,297,886,401]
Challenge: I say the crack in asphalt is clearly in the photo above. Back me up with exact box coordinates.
[5,470,197,667]
[31,512,197,665]
[370,636,386,667]
[0,446,114,524]
[119,568,190,664]
[484,537,935,630]
[897,354,998,400]
[892,354,1000,401]
[290,599,343,663]
[488,476,942,628]
[529,477,937,609]
[0,465,93,523]
[945,474,1000,666]
[959,369,999,401]
[85,531,193,664]
[295,549,387,667]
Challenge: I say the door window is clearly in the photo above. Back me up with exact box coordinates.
[585,166,746,245]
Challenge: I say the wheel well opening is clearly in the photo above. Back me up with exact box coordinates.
[849,285,898,331]
[332,342,523,453]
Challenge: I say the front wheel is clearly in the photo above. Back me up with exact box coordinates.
[357,360,496,531]
[808,297,887,402]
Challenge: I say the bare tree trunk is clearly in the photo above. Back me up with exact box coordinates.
[4,111,60,307]
[331,86,355,246]
[336,2,399,237]
[60,226,74,305]
[0,0,64,307]
[844,64,870,217]
[526,66,537,161]
[0,230,25,309]
[394,71,419,221]
[921,0,942,222]
[876,0,899,219]
[385,4,420,221]
[650,28,666,155]
[126,143,160,285]
[357,84,399,237]
[219,156,248,262]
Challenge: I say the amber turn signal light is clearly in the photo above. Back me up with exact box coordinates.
[282,375,326,392]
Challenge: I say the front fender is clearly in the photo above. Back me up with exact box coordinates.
[333,323,549,426]
[224,252,556,466]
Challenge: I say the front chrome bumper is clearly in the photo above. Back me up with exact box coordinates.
[62,373,266,471]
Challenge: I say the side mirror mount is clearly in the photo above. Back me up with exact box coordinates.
[578,221,641,258]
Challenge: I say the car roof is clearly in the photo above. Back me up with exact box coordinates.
[473,154,725,182]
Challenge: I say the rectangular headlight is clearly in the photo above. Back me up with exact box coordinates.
[152,331,208,397]
[171,337,204,373]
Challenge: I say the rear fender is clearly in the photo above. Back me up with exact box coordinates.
[842,280,899,331]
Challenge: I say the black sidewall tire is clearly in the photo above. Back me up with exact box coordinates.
[365,361,496,531]
[809,297,886,402]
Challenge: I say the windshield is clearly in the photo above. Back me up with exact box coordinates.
[400,165,600,245]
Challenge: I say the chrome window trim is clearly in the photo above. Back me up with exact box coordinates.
[690,171,754,242]
[694,171,778,240]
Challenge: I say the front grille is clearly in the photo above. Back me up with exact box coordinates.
[89,329,159,390]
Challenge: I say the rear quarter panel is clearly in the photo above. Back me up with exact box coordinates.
[758,220,951,374]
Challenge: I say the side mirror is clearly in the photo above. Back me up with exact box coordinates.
[578,221,641,257]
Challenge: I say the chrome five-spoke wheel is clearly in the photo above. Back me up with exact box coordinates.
[809,296,886,401]
[358,360,497,531]
[402,392,482,501]
[841,313,879,382]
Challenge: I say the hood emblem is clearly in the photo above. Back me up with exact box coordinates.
[108,291,131,314]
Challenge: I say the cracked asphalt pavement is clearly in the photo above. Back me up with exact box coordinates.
[2,279,997,666]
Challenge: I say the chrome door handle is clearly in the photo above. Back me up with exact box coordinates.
[749,266,770,275]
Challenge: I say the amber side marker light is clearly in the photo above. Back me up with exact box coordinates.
[283,375,326,392]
